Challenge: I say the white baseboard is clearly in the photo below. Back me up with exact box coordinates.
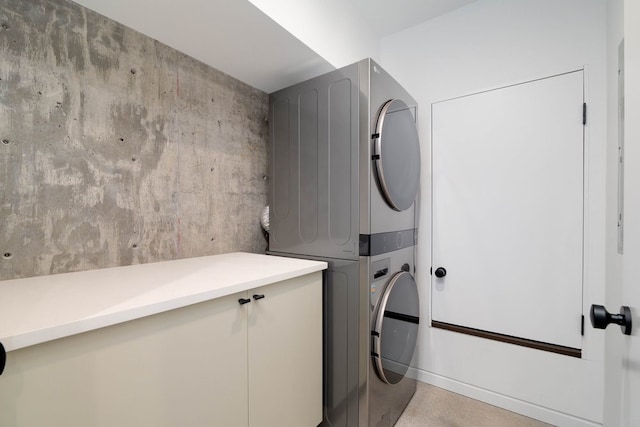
[406,367,602,427]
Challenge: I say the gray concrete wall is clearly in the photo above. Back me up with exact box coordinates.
[0,0,269,280]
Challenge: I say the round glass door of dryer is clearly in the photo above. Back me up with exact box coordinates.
[372,271,420,384]
[373,99,421,211]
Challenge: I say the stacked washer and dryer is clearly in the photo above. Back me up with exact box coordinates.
[268,59,421,427]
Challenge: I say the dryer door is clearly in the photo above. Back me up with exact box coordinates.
[373,99,421,211]
[372,271,420,384]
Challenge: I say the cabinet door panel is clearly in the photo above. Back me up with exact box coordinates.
[432,71,584,349]
[248,273,322,427]
[0,293,248,427]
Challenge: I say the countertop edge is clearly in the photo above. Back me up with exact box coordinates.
[1,253,327,352]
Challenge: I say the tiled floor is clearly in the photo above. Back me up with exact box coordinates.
[396,382,554,427]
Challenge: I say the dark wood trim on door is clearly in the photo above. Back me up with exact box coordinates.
[431,321,582,358]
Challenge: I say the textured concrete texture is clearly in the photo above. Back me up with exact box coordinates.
[0,0,269,280]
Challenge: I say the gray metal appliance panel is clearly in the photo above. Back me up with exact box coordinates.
[269,64,360,260]
[323,258,365,427]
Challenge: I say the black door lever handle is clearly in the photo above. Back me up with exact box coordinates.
[590,304,632,335]
[434,267,447,278]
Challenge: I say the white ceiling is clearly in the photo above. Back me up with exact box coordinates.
[350,0,478,37]
[73,0,476,93]
[73,0,335,93]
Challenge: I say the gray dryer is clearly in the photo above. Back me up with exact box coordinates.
[268,58,421,427]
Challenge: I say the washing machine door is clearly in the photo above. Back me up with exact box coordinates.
[372,270,420,384]
[373,99,421,211]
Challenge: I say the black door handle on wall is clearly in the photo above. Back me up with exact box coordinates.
[434,267,447,278]
[238,298,251,305]
[253,294,265,300]
[590,304,632,335]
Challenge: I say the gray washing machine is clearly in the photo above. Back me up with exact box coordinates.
[268,58,420,427]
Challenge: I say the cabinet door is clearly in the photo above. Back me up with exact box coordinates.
[248,272,322,427]
[432,71,584,349]
[0,293,248,427]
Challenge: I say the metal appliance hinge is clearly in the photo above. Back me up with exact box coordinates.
[581,315,585,336]
[583,103,587,125]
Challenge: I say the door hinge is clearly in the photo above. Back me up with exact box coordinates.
[583,103,587,125]
[581,315,585,336]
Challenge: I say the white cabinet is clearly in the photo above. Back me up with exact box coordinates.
[0,272,322,427]
[248,272,322,427]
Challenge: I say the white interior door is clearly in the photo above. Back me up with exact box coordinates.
[432,71,585,349]
[603,2,640,424]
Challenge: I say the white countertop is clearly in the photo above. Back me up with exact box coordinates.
[0,252,326,352]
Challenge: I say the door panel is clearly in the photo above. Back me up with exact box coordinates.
[248,273,322,427]
[432,71,584,349]
[605,4,640,424]
[0,294,248,427]
[373,99,421,212]
[372,271,419,385]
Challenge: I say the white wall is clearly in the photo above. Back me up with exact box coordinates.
[247,0,380,68]
[380,1,607,425]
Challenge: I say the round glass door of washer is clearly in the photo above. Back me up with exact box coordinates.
[373,99,421,212]
[372,271,420,384]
